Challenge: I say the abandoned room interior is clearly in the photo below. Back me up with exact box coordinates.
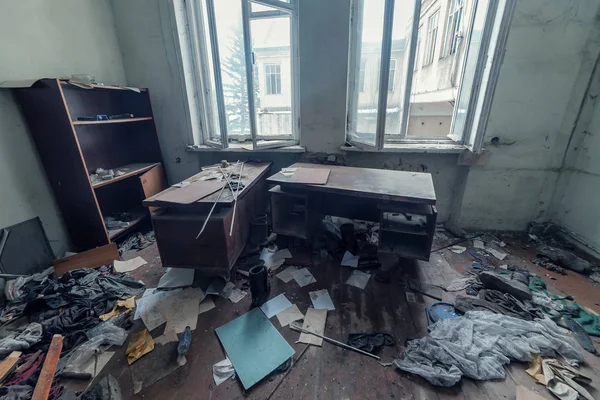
[0,0,600,399]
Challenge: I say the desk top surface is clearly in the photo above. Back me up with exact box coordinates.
[144,162,271,207]
[267,163,436,205]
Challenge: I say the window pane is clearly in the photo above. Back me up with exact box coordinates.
[251,16,293,137]
[352,0,386,140]
[214,0,251,139]
[407,0,463,138]
[384,0,416,135]
[251,0,290,12]
[200,0,221,142]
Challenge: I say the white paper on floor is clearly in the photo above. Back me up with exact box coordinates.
[473,239,485,250]
[228,288,247,303]
[291,268,316,287]
[487,247,507,260]
[309,289,335,311]
[213,358,235,386]
[114,256,147,273]
[260,294,293,319]
[260,247,292,270]
[220,281,236,299]
[346,270,371,290]
[450,246,467,254]
[276,266,298,283]
[135,289,182,330]
[157,287,205,333]
[341,251,359,268]
[157,267,195,289]
[276,304,304,327]
[199,297,216,314]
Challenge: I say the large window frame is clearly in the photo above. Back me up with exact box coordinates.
[184,0,299,150]
[346,0,516,152]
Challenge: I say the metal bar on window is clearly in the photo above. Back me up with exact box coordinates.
[250,10,287,19]
[251,0,293,12]
[206,0,229,148]
[398,0,422,139]
[290,2,300,143]
[374,0,395,150]
[241,0,258,150]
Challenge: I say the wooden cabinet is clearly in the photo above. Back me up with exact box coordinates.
[15,79,167,251]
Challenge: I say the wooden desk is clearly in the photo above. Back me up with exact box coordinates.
[267,163,437,260]
[144,162,271,275]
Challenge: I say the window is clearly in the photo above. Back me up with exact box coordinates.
[443,0,464,57]
[182,0,299,150]
[359,60,366,92]
[423,11,439,66]
[265,63,282,95]
[346,0,516,151]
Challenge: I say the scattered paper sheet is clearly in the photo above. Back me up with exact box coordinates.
[66,351,114,377]
[213,358,235,386]
[450,245,467,254]
[134,289,181,325]
[228,288,247,303]
[346,270,371,290]
[292,268,316,287]
[199,297,216,314]
[260,294,293,319]
[298,308,327,346]
[473,239,485,250]
[309,289,335,311]
[276,266,298,283]
[113,256,147,273]
[260,248,292,270]
[126,329,154,365]
[488,248,508,260]
[158,287,204,333]
[157,268,195,289]
[341,251,359,268]
[276,304,304,327]
[221,281,236,299]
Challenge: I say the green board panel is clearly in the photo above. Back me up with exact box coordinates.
[215,308,295,389]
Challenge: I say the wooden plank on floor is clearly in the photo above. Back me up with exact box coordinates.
[32,334,63,400]
[0,351,22,383]
[53,244,119,276]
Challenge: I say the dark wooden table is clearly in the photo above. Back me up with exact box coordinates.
[144,162,271,275]
[267,163,437,260]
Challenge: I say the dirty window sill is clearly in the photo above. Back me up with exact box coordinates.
[340,143,466,154]
[187,144,306,153]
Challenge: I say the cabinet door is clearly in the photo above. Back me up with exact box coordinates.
[140,164,167,201]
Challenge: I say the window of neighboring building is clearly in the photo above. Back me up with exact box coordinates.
[423,11,439,66]
[265,63,282,95]
[443,0,464,57]
[346,0,516,151]
[182,0,299,150]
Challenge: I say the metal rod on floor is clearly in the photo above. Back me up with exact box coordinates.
[289,322,380,360]
[229,162,244,236]
[196,184,226,239]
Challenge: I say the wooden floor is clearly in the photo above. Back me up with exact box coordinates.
[97,232,600,400]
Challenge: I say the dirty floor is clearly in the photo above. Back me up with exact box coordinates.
[91,233,600,399]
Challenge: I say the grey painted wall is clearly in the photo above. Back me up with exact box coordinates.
[111,0,600,238]
[0,0,126,256]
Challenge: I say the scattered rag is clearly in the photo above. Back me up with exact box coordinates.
[526,353,594,400]
[126,329,154,365]
[347,333,394,354]
[456,289,543,321]
[393,311,583,387]
[0,322,42,357]
[446,277,478,292]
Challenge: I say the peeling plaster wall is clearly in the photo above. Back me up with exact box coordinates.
[0,0,126,256]
[111,0,600,234]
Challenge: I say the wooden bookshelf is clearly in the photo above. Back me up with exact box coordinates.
[15,79,167,251]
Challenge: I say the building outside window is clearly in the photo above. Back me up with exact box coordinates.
[423,10,439,66]
[443,0,464,57]
[265,63,282,95]
[359,59,367,92]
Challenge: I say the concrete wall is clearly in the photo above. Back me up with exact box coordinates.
[0,0,126,255]
[110,0,600,238]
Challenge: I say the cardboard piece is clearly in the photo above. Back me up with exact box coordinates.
[298,308,327,346]
[346,270,371,290]
[215,308,295,389]
[289,167,330,185]
[275,304,304,327]
[135,289,181,330]
[154,180,223,204]
[199,297,216,314]
[260,294,293,319]
[309,289,335,310]
[157,287,204,333]
[114,256,147,273]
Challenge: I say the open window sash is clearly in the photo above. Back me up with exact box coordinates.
[448,0,515,153]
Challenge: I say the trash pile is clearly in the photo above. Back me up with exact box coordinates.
[0,264,144,398]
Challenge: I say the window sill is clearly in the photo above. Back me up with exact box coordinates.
[186,144,306,153]
[340,143,465,154]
